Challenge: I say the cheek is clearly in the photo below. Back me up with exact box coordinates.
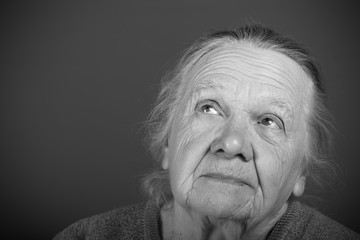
[255,139,303,196]
[168,116,218,197]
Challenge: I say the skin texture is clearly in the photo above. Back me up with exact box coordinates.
[161,42,314,240]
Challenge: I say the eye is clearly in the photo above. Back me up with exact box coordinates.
[258,115,284,130]
[196,100,223,116]
[200,104,219,115]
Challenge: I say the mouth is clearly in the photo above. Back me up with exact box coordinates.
[201,173,251,187]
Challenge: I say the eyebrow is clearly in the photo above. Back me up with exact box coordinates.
[193,80,225,94]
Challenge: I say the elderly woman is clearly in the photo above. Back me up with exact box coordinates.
[54,24,359,240]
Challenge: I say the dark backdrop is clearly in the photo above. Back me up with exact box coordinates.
[1,1,359,239]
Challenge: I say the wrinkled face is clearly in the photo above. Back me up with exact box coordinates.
[162,42,313,223]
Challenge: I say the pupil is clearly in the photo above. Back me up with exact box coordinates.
[204,106,212,112]
[264,118,272,125]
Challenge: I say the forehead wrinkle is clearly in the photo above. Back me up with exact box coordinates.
[201,45,288,73]
[190,53,264,88]
[193,48,268,75]
[204,43,309,85]
[216,53,307,93]
[200,66,256,81]
[252,59,309,90]
[194,51,306,91]
[191,56,247,79]
[208,45,267,62]
[191,61,254,95]
[188,43,312,112]
[253,73,296,97]
[193,71,254,101]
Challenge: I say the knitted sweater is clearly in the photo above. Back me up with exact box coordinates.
[54,200,359,240]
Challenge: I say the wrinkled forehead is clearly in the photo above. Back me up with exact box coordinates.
[182,42,314,108]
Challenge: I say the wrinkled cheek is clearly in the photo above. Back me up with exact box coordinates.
[258,145,302,204]
[260,164,283,196]
[257,148,289,195]
[169,113,220,203]
[169,148,193,203]
[169,131,208,203]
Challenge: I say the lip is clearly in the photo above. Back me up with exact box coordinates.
[201,173,252,187]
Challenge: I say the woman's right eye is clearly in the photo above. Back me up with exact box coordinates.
[196,100,224,116]
[200,104,220,115]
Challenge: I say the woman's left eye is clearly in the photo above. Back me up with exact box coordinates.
[258,115,284,130]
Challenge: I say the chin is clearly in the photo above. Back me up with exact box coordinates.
[186,182,255,219]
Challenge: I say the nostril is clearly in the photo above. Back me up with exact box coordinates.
[214,148,226,157]
[237,153,247,161]
[217,149,225,153]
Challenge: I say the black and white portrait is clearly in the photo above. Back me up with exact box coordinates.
[1,1,360,239]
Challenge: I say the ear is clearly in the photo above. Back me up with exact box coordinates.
[293,176,306,197]
[161,147,169,170]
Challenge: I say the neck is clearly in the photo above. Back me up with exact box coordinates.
[160,201,288,240]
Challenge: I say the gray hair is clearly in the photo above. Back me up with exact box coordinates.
[142,24,334,207]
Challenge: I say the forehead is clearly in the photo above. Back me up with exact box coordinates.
[185,42,313,108]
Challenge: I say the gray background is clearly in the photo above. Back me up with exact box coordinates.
[1,1,359,239]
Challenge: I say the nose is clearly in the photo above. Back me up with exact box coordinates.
[210,124,253,162]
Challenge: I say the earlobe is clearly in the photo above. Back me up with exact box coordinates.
[161,147,169,170]
[293,176,306,197]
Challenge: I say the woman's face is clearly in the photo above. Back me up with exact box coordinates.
[162,42,313,223]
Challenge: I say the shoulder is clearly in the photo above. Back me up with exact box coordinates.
[301,203,359,239]
[272,200,360,240]
[53,202,148,240]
